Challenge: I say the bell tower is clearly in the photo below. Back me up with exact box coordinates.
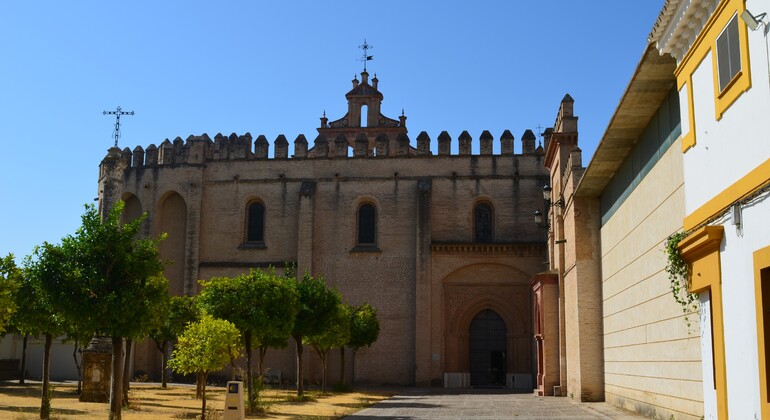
[314,70,408,157]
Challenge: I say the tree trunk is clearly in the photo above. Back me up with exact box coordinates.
[339,347,345,387]
[73,340,83,394]
[244,332,253,412]
[200,371,208,420]
[321,350,327,393]
[19,334,27,385]
[108,336,124,420]
[196,372,203,399]
[294,335,304,396]
[122,338,132,405]
[40,333,52,419]
[258,345,268,384]
[160,341,168,388]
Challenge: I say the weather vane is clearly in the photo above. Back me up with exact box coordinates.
[103,106,135,147]
[358,39,373,72]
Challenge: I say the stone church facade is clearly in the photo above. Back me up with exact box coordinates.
[98,69,559,388]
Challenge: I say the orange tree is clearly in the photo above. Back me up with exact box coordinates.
[168,315,240,420]
[40,202,167,420]
[292,273,340,396]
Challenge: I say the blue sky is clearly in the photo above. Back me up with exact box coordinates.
[0,1,663,259]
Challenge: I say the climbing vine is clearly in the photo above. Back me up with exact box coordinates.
[665,232,699,316]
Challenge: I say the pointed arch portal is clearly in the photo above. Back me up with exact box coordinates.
[469,309,507,386]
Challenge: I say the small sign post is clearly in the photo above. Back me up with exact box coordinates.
[223,381,245,420]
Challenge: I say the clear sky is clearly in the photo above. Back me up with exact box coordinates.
[0,1,663,260]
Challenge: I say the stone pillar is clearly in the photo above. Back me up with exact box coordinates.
[479,131,493,155]
[416,131,431,156]
[312,135,328,158]
[531,273,560,396]
[297,182,316,277]
[438,131,451,156]
[274,134,289,159]
[396,133,410,156]
[458,131,471,155]
[375,134,389,157]
[294,134,308,158]
[414,179,432,385]
[254,135,269,159]
[354,133,369,158]
[80,336,113,403]
[500,130,514,155]
[98,147,128,218]
[522,130,536,154]
[334,134,348,158]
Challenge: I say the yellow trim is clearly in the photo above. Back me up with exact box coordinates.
[684,158,770,230]
[710,11,752,120]
[674,0,752,152]
[679,80,697,152]
[679,226,727,419]
[755,245,770,420]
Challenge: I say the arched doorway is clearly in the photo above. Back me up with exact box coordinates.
[469,309,507,387]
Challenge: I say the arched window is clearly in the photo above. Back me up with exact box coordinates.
[357,203,376,245]
[474,203,493,243]
[246,201,265,243]
[361,104,369,127]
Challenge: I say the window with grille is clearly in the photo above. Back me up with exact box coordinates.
[474,203,493,243]
[246,201,265,243]
[717,15,741,92]
[358,203,376,245]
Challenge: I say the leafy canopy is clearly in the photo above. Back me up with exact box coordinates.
[0,254,21,335]
[40,202,168,338]
[168,315,241,375]
[10,245,67,339]
[348,302,380,350]
[292,273,341,341]
[150,295,200,344]
[307,302,350,352]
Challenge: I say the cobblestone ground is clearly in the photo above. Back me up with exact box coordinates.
[346,390,642,419]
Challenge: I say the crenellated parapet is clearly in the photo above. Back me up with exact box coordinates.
[111,128,548,168]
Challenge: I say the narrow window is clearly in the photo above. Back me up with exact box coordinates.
[474,203,493,243]
[717,15,741,92]
[358,203,376,245]
[246,202,265,242]
[361,104,369,127]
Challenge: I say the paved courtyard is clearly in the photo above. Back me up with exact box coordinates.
[346,389,642,419]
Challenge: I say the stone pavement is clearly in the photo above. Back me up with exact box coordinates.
[346,389,642,419]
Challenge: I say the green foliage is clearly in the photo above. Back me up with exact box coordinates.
[307,303,350,353]
[168,314,241,376]
[665,232,699,314]
[293,273,341,340]
[348,302,380,351]
[14,245,66,339]
[198,268,298,411]
[198,269,298,348]
[169,315,240,420]
[0,254,21,335]
[150,295,200,345]
[40,201,168,338]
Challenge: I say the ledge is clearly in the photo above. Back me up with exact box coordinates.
[350,245,381,254]
[238,242,267,250]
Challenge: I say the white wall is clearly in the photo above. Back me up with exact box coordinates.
[686,0,770,214]
[0,334,80,381]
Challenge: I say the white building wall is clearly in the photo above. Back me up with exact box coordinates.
[0,334,79,381]
[718,201,770,419]
[686,1,770,214]
[684,0,770,417]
